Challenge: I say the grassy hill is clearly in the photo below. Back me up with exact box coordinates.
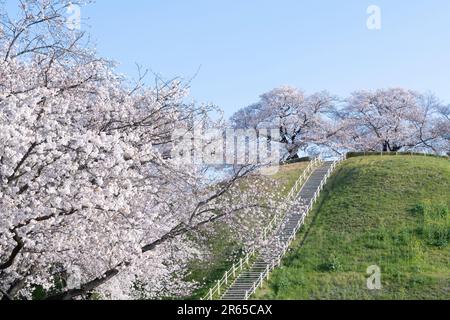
[254,155,450,300]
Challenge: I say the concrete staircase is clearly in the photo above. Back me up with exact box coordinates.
[221,161,335,300]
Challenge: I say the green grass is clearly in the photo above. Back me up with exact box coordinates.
[271,162,309,196]
[254,155,450,300]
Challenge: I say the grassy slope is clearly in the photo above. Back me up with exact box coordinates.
[187,162,309,299]
[254,156,450,300]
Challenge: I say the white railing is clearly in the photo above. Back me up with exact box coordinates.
[262,156,323,241]
[244,153,347,299]
[201,247,255,300]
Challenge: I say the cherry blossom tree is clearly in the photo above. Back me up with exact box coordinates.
[0,0,281,300]
[231,87,448,157]
[231,86,336,162]
[434,104,450,155]
[339,88,449,154]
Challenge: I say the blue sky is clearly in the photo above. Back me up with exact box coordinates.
[6,1,450,116]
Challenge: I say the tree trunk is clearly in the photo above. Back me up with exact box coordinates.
[283,148,300,163]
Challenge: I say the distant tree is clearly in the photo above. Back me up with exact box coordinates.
[435,104,450,156]
[231,86,335,161]
[232,87,449,157]
[340,88,449,154]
